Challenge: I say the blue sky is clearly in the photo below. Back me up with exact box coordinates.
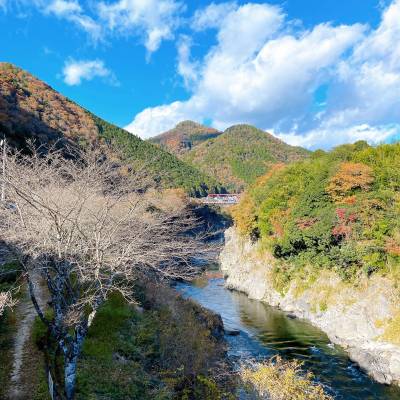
[1,0,399,149]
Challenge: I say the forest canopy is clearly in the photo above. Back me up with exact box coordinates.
[232,141,400,281]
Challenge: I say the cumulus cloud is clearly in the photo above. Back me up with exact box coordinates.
[97,0,184,54]
[126,0,400,148]
[126,3,365,142]
[62,59,116,86]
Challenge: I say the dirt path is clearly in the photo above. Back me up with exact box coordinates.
[7,275,46,400]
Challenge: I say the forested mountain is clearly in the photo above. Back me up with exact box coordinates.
[0,63,222,196]
[181,124,310,192]
[150,120,222,156]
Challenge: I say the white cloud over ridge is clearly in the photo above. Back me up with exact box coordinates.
[127,0,400,149]
[62,59,116,86]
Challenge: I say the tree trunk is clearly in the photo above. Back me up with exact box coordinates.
[63,330,85,400]
[64,352,78,400]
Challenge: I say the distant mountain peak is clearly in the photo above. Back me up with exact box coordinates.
[150,120,221,155]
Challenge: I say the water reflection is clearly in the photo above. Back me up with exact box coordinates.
[175,278,400,400]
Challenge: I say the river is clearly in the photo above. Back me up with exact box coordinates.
[176,277,400,400]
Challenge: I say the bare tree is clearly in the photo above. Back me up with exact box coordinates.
[0,146,211,399]
[0,291,14,315]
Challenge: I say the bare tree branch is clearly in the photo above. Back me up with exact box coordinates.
[0,145,215,399]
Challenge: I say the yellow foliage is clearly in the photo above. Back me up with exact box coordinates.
[240,356,333,400]
[231,192,257,236]
[232,163,286,237]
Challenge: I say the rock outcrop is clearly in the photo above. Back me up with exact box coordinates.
[220,227,400,385]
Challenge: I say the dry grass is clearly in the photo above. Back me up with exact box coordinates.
[240,356,333,400]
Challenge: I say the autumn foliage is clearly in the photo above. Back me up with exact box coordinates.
[232,141,400,281]
[327,162,374,201]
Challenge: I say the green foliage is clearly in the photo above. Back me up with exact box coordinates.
[93,116,224,196]
[72,286,232,399]
[233,141,400,282]
[0,63,223,197]
[183,124,310,192]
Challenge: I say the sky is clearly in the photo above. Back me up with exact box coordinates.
[1,0,400,149]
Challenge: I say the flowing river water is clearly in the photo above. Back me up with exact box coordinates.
[176,277,400,400]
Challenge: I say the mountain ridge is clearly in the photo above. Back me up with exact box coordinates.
[152,121,310,192]
[0,62,223,196]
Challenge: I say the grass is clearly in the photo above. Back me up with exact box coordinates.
[0,261,22,397]
[0,309,17,398]
[31,286,233,400]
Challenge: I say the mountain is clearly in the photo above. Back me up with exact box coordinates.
[0,63,222,196]
[150,120,222,156]
[181,124,310,192]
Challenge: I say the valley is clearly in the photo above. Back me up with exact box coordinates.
[1,61,400,400]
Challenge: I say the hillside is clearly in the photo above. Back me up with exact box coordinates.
[232,140,400,282]
[182,124,310,192]
[150,120,222,155]
[0,62,222,196]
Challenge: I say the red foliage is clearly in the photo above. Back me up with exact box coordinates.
[332,208,358,239]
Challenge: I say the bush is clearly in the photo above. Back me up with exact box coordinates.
[240,356,333,400]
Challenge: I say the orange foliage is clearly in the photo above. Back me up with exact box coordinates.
[327,162,374,202]
[254,163,286,188]
[231,193,257,235]
[386,239,400,256]
[341,195,357,205]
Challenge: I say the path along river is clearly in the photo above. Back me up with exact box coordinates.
[176,277,400,400]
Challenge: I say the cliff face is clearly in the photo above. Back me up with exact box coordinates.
[220,227,400,385]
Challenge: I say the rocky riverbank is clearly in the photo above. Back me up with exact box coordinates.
[220,227,400,386]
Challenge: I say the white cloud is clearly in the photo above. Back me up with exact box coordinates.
[127,0,400,149]
[45,0,102,40]
[46,0,81,15]
[192,2,237,31]
[62,59,116,86]
[126,3,365,141]
[97,0,184,54]
[275,124,400,149]
[177,34,199,88]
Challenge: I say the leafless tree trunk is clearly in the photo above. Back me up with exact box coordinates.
[0,146,212,399]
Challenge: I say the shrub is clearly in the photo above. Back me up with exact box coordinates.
[240,356,333,400]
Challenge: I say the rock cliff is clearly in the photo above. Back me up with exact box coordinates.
[220,227,400,385]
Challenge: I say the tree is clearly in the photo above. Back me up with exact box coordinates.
[326,162,374,202]
[0,146,212,399]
